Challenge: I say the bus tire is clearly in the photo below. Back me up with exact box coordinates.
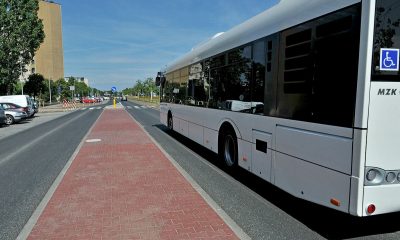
[167,112,173,131]
[219,127,238,168]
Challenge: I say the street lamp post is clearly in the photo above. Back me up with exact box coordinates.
[19,59,24,95]
[49,79,52,104]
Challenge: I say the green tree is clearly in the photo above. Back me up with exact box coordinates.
[122,87,133,96]
[133,80,144,96]
[74,81,89,98]
[143,77,159,96]
[0,0,45,95]
[24,73,45,100]
[54,78,70,101]
[41,78,57,102]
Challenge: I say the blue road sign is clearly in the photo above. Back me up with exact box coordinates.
[111,86,117,93]
[380,48,399,71]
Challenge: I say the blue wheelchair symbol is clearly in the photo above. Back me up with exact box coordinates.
[380,48,399,71]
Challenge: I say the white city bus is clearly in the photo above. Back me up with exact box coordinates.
[158,0,400,216]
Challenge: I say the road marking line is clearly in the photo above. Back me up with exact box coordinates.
[134,106,140,109]
[86,138,102,143]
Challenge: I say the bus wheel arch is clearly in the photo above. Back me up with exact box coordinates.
[167,111,173,130]
[218,122,238,168]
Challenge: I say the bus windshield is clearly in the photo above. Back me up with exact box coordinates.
[372,0,400,81]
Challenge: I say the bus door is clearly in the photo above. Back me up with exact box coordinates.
[250,34,279,182]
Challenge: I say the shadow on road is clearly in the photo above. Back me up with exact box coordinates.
[154,124,400,240]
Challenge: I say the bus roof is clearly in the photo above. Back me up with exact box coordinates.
[165,0,360,73]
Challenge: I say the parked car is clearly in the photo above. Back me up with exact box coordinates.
[0,103,29,125]
[0,95,35,117]
[0,105,6,127]
[82,98,94,104]
[0,102,29,115]
[4,109,27,125]
[32,100,39,113]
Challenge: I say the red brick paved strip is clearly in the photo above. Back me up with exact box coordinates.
[28,109,239,240]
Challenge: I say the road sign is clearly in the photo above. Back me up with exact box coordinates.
[380,48,399,71]
[70,86,75,91]
[111,86,117,93]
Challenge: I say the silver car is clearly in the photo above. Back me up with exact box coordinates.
[4,109,28,125]
[0,103,28,125]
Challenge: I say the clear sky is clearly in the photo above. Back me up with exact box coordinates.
[56,0,278,91]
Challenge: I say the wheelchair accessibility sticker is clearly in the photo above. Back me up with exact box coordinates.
[380,48,399,71]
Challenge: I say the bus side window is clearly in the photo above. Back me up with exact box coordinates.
[276,4,360,127]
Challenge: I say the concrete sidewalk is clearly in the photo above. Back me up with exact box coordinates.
[23,109,242,240]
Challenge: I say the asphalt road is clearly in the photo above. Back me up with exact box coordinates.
[122,100,400,240]
[0,105,104,240]
[0,111,68,141]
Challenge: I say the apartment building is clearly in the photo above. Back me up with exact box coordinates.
[23,1,64,81]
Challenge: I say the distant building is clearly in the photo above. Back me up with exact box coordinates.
[22,1,64,82]
[65,77,89,87]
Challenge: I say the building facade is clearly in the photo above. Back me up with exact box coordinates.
[24,1,64,81]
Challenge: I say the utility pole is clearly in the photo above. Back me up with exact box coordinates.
[49,79,52,104]
[19,58,24,95]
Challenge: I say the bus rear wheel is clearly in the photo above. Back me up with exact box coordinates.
[220,128,238,168]
[167,114,173,131]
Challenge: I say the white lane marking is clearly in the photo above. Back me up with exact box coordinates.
[86,138,102,143]
[134,106,140,109]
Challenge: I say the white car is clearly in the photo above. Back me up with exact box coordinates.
[0,95,35,117]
